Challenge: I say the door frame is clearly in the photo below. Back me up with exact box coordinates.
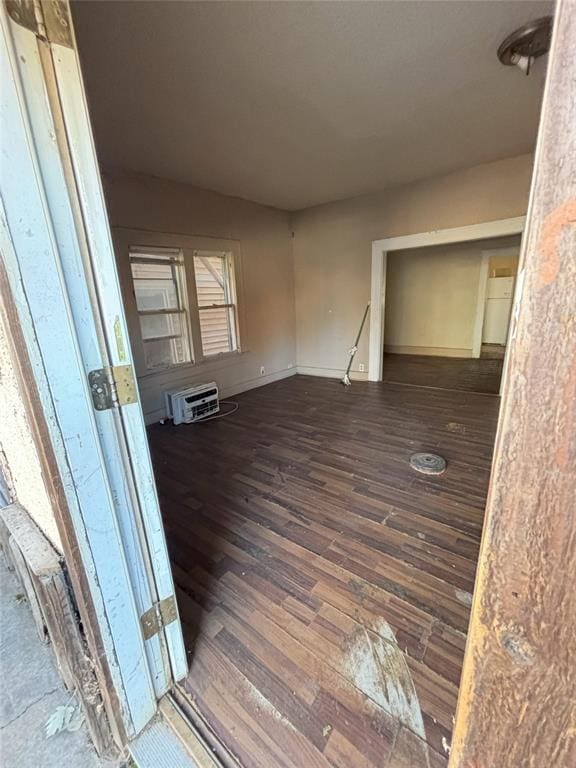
[3,0,575,764]
[472,245,520,359]
[1,0,186,747]
[451,0,576,762]
[368,216,526,381]
[471,251,491,359]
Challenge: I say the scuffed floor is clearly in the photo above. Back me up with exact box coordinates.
[149,375,500,767]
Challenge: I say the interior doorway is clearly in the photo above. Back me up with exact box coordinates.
[378,236,521,395]
[382,236,520,395]
[480,246,520,357]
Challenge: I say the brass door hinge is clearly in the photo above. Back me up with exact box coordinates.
[88,364,137,411]
[140,596,178,641]
[6,0,73,48]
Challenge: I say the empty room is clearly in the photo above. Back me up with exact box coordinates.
[16,0,555,765]
[381,235,521,394]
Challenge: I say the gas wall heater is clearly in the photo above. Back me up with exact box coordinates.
[164,382,220,424]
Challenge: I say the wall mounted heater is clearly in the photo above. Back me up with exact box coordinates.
[164,382,219,425]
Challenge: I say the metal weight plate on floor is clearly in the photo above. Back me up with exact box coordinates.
[409,452,447,475]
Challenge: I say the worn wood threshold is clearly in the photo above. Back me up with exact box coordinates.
[149,374,500,767]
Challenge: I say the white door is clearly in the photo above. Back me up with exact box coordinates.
[483,276,515,345]
[1,0,186,739]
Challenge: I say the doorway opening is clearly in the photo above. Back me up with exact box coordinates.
[62,1,552,765]
[480,246,520,358]
[381,237,521,394]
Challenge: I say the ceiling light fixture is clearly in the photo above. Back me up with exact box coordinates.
[497,16,553,75]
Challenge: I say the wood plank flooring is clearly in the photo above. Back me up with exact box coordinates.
[382,353,504,394]
[148,375,500,768]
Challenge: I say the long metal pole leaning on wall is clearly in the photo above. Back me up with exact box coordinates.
[450,0,576,764]
[342,302,370,386]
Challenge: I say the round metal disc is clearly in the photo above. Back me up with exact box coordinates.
[409,452,447,476]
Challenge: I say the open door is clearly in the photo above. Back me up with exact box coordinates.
[1,0,186,741]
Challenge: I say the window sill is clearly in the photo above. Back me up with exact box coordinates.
[137,349,246,380]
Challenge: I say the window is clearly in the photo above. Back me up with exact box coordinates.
[129,248,192,371]
[193,251,238,357]
[125,237,241,374]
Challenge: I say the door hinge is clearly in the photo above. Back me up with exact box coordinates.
[140,596,178,641]
[88,364,138,411]
[6,0,73,48]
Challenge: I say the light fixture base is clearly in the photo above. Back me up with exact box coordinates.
[497,16,553,73]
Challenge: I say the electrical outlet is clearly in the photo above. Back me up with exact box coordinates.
[260,366,266,376]
[359,363,365,372]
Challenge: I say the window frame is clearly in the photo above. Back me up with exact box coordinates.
[129,247,193,372]
[114,228,245,379]
[192,249,240,359]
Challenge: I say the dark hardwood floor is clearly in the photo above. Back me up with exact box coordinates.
[382,353,504,394]
[148,375,500,768]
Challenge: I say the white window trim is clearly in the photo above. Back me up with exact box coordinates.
[129,247,193,372]
[193,249,240,359]
[113,228,246,379]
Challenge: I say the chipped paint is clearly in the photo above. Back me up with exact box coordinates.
[113,315,127,362]
[498,627,536,666]
[555,359,576,470]
[341,618,427,740]
[537,200,576,286]
[0,316,62,551]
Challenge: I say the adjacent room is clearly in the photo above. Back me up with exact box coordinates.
[382,236,521,394]
[71,1,551,766]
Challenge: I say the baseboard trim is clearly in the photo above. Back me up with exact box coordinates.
[143,368,297,425]
[384,345,473,359]
[296,365,368,381]
[219,368,296,399]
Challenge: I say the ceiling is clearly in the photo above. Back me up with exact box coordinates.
[72,1,552,211]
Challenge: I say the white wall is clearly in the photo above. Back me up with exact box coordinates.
[291,154,534,378]
[384,243,483,357]
[102,168,297,423]
[384,237,520,357]
[103,155,533,406]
